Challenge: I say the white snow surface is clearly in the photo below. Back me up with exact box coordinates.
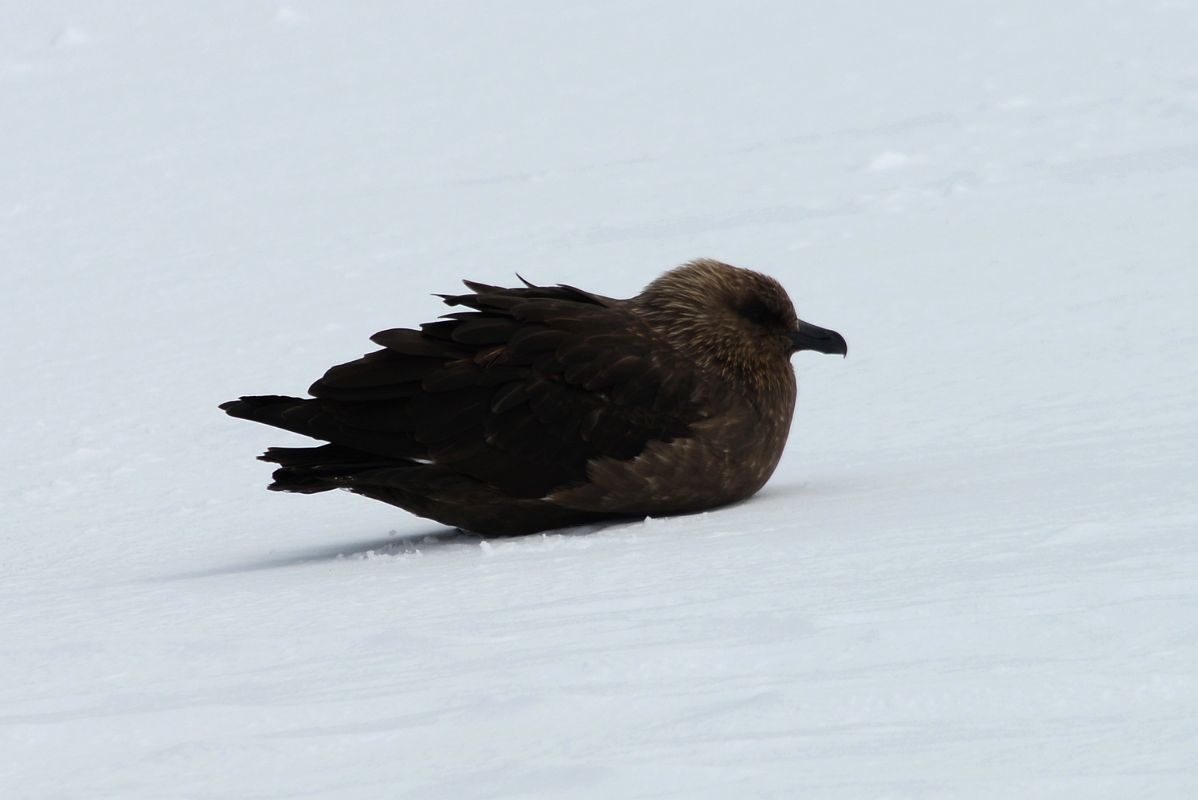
[4,2,1198,798]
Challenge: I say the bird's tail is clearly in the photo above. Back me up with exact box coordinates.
[220,395,411,493]
[219,395,323,436]
[257,443,401,493]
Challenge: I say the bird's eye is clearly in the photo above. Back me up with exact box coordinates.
[739,300,782,328]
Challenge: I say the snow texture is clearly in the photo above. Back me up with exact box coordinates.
[3,1,1197,798]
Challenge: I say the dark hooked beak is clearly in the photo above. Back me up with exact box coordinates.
[789,319,848,357]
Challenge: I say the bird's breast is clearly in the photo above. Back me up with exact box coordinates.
[550,388,796,516]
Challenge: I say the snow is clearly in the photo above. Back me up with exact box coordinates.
[3,1,1198,797]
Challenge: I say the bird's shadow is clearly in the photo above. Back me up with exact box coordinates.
[154,521,623,583]
[152,527,468,582]
[156,480,852,583]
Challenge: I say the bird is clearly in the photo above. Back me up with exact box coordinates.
[220,258,846,536]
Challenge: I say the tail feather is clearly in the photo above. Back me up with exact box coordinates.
[219,395,323,434]
[221,396,424,493]
[220,394,425,462]
[259,443,381,468]
[251,442,416,494]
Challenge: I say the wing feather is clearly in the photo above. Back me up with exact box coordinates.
[300,280,706,498]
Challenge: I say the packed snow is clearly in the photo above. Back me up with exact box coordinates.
[3,1,1197,798]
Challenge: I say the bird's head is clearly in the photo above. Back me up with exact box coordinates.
[637,259,846,395]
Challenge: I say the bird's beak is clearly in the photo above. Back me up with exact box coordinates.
[789,320,848,357]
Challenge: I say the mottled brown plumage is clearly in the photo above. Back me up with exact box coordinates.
[220,259,846,535]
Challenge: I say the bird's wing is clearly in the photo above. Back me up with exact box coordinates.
[305,280,710,498]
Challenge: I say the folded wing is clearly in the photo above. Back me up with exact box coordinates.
[247,280,707,499]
